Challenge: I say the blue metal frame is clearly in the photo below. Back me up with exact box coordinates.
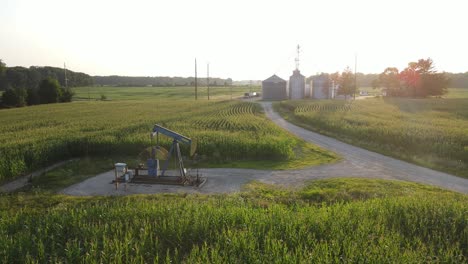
[150,124,192,177]
[151,125,192,145]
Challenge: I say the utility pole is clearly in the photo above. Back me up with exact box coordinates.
[195,58,198,100]
[354,53,357,100]
[207,63,210,100]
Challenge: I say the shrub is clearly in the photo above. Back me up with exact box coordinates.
[38,77,62,104]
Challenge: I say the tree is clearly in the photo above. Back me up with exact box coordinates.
[38,77,62,104]
[337,67,355,99]
[1,88,17,107]
[420,72,450,96]
[1,87,27,107]
[400,58,448,97]
[60,88,74,102]
[26,87,40,105]
[375,67,402,96]
[5,67,28,89]
[373,58,450,97]
[0,59,7,91]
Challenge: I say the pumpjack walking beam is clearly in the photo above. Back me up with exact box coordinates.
[150,125,192,178]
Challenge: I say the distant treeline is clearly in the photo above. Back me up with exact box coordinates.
[93,76,233,87]
[0,66,93,90]
[358,72,468,88]
[307,72,468,88]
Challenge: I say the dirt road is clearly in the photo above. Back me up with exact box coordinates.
[61,102,468,196]
[261,102,468,194]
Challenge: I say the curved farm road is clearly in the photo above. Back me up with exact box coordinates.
[61,102,468,196]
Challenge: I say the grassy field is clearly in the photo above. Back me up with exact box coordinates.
[358,87,468,98]
[444,88,468,98]
[73,86,261,101]
[1,178,466,263]
[276,97,468,178]
[0,87,336,183]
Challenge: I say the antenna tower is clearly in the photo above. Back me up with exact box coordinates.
[295,44,300,70]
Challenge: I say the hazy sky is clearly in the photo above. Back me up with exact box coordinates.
[1,0,467,80]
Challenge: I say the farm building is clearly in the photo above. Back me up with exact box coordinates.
[289,69,306,99]
[312,74,336,99]
[262,75,287,100]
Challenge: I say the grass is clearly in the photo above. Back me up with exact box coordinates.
[0,87,337,183]
[444,88,468,98]
[358,87,468,98]
[18,157,134,193]
[275,97,468,178]
[73,86,262,101]
[1,178,466,263]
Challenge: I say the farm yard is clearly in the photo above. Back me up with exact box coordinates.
[0,87,335,183]
[275,95,468,178]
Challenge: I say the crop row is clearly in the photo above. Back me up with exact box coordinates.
[0,100,299,181]
[295,103,354,113]
[0,192,465,263]
[278,98,468,177]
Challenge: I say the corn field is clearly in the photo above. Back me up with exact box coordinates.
[0,179,466,263]
[0,99,325,182]
[277,98,468,178]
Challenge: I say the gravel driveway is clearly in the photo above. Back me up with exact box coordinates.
[61,102,468,196]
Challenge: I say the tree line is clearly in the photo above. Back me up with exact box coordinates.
[93,76,233,87]
[0,60,86,108]
[307,58,460,98]
[335,71,468,88]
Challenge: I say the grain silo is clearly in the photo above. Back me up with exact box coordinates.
[305,84,311,98]
[289,69,305,99]
[262,75,287,100]
[312,74,330,99]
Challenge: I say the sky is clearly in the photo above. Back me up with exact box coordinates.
[1,0,467,80]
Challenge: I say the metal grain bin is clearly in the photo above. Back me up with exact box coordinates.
[262,74,287,100]
[289,69,305,99]
[312,74,330,99]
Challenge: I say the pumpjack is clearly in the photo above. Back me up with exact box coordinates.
[131,124,201,186]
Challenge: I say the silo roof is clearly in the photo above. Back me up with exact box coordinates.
[291,69,305,78]
[263,74,286,83]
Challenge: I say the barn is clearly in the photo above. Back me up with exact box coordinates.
[262,75,287,100]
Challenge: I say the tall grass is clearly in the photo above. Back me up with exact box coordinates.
[0,178,466,263]
[276,98,468,178]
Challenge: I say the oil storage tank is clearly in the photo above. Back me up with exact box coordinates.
[289,69,305,99]
[262,74,287,100]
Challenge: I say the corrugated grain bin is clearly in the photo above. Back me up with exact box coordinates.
[289,69,305,99]
[312,75,330,99]
[262,74,287,100]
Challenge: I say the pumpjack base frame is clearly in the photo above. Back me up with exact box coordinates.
[129,167,205,187]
